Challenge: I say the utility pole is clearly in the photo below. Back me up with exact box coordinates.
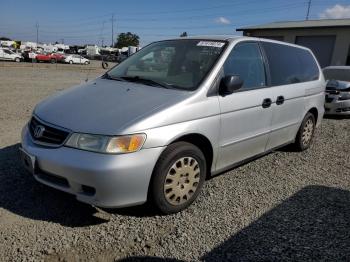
[306,0,312,20]
[111,14,116,47]
[35,22,39,43]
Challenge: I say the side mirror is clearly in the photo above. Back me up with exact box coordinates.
[219,75,243,96]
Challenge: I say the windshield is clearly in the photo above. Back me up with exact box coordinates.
[323,68,350,82]
[4,50,13,54]
[106,39,227,90]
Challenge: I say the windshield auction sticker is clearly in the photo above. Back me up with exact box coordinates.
[197,41,225,48]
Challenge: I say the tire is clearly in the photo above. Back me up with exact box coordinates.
[102,61,108,69]
[50,59,56,64]
[15,57,20,62]
[293,112,316,151]
[84,61,89,65]
[69,60,73,64]
[150,142,206,214]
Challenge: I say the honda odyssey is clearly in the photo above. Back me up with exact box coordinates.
[20,36,325,214]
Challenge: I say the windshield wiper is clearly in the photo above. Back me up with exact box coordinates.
[120,76,171,89]
[102,73,126,82]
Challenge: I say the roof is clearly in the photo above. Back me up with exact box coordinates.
[164,35,310,50]
[171,35,242,41]
[237,19,350,31]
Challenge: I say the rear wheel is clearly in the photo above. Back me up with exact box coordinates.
[293,112,316,151]
[50,58,56,64]
[15,57,20,62]
[84,61,89,65]
[69,60,73,64]
[150,142,206,214]
[102,61,108,69]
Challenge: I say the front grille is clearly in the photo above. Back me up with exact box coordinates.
[29,117,70,146]
[326,90,340,95]
[325,96,334,103]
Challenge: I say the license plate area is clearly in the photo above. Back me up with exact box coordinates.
[19,148,36,174]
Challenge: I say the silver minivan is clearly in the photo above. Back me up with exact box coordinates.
[20,36,325,214]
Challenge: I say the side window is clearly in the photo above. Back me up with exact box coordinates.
[261,42,319,86]
[297,49,320,81]
[223,42,266,90]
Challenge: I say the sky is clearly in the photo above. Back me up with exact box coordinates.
[0,0,350,46]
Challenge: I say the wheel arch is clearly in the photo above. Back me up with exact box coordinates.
[169,133,214,179]
[307,107,318,124]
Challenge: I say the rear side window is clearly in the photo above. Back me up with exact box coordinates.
[261,42,319,86]
[223,42,266,90]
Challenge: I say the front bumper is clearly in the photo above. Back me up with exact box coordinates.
[20,125,164,208]
[325,100,350,115]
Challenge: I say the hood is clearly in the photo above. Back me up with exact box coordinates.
[34,78,189,135]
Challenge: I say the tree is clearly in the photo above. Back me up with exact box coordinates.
[114,32,140,48]
[0,36,11,41]
[180,32,188,37]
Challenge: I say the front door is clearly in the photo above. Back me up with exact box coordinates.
[216,42,274,171]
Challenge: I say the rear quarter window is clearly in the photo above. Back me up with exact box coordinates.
[261,42,319,86]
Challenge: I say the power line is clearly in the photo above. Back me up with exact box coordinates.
[111,14,116,47]
[35,22,39,43]
[0,1,318,31]
[3,0,333,45]
[306,0,312,20]
[5,1,306,34]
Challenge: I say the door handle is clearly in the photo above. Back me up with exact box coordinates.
[276,96,285,105]
[262,98,272,108]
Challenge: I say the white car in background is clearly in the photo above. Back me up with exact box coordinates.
[65,55,90,65]
[323,66,350,115]
[0,48,23,62]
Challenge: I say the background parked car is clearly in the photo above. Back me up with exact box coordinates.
[323,66,350,115]
[36,53,65,63]
[64,54,90,65]
[0,48,23,62]
[21,51,37,62]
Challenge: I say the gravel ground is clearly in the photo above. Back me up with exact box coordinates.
[0,62,349,261]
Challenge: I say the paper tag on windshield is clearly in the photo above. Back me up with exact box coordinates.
[197,41,225,48]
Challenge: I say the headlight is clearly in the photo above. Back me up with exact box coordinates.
[339,92,350,101]
[65,133,146,154]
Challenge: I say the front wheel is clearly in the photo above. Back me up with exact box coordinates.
[50,59,56,64]
[15,57,20,62]
[150,142,206,214]
[293,112,316,151]
[69,60,73,64]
